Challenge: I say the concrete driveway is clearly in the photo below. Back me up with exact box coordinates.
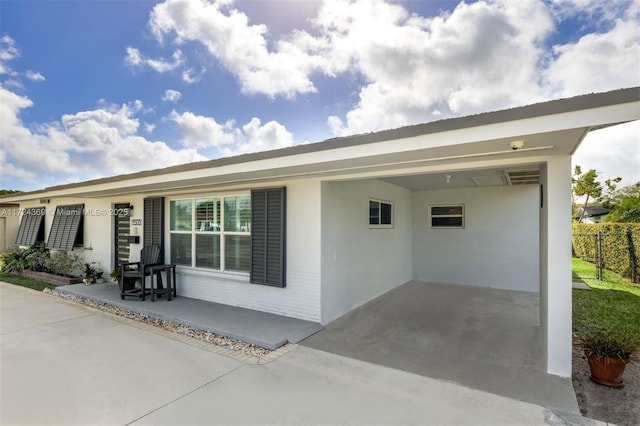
[1,282,591,425]
[301,281,580,412]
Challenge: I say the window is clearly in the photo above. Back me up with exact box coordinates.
[47,204,84,250]
[369,199,393,227]
[169,195,251,273]
[15,207,46,246]
[430,205,464,228]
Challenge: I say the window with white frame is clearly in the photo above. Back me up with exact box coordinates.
[369,199,393,227]
[169,195,251,272]
[429,205,464,228]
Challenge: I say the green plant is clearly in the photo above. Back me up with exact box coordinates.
[44,251,83,277]
[83,263,96,279]
[577,332,639,360]
[109,268,121,283]
[0,244,50,273]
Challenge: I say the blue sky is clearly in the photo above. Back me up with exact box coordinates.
[1,0,638,192]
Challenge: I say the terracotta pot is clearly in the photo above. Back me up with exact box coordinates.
[585,352,629,388]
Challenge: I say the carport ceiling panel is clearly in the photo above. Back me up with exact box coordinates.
[471,175,507,186]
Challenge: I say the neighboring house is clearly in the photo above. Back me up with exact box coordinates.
[2,87,639,379]
[575,205,610,223]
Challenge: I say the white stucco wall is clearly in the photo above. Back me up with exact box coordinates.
[412,185,540,292]
[0,210,20,252]
[12,198,120,273]
[173,180,322,322]
[320,179,413,324]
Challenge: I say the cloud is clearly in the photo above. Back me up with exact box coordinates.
[138,0,638,137]
[0,87,205,188]
[221,117,295,155]
[125,46,183,73]
[0,35,20,75]
[544,2,640,97]
[147,0,324,98]
[162,89,182,102]
[168,111,295,155]
[169,110,236,148]
[25,70,45,82]
[573,120,640,184]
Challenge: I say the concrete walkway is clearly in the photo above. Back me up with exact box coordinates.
[58,282,323,350]
[0,282,601,425]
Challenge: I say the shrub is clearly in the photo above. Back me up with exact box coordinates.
[45,251,83,277]
[572,223,640,282]
[1,245,84,277]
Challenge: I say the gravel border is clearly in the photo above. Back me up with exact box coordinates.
[42,287,293,363]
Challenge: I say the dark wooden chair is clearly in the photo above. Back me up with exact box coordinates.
[119,245,162,300]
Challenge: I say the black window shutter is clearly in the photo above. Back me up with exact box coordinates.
[250,187,286,287]
[15,208,45,246]
[47,204,84,250]
[144,197,165,259]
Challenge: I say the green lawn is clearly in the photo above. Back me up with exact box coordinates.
[0,272,56,292]
[572,257,640,338]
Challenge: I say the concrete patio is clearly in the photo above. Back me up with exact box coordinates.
[301,280,580,413]
[58,282,324,350]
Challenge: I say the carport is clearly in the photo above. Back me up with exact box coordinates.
[302,280,579,412]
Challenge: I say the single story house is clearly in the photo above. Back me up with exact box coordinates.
[575,205,610,223]
[2,87,639,378]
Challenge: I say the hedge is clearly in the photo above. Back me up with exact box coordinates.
[572,223,640,283]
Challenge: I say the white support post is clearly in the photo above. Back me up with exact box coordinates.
[541,156,573,376]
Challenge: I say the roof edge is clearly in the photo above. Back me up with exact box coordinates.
[5,86,639,198]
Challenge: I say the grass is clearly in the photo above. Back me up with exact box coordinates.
[572,257,640,338]
[0,271,57,292]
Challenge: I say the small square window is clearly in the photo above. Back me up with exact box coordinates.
[369,199,393,228]
[430,204,464,228]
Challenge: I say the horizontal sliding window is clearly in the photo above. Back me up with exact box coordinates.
[430,205,464,228]
[369,199,393,228]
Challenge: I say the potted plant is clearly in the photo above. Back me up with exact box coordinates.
[82,263,97,285]
[578,331,639,388]
[108,268,121,283]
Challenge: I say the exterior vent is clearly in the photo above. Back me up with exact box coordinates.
[471,176,506,186]
[504,169,540,185]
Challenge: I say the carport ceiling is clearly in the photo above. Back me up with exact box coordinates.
[380,166,541,190]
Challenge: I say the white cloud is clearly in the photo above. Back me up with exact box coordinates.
[0,35,20,75]
[148,0,323,98]
[168,111,295,155]
[25,70,45,81]
[0,86,205,187]
[125,46,183,73]
[544,2,640,97]
[162,89,182,102]
[169,110,236,148]
[573,120,640,185]
[221,117,295,155]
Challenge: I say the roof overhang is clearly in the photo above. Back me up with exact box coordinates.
[2,87,638,200]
